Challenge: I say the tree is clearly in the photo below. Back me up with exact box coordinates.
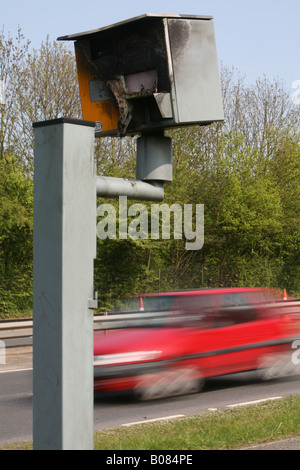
[14,37,82,171]
[0,155,33,315]
[0,28,30,160]
[160,68,300,293]
[1,28,300,314]
[270,133,300,294]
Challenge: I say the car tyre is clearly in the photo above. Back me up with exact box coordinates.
[258,353,297,381]
[135,368,204,401]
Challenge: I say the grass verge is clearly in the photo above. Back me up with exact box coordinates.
[94,395,300,450]
[1,395,300,450]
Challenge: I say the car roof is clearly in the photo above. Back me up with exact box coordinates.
[139,287,270,298]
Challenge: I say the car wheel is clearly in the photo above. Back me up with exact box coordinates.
[135,367,204,401]
[258,353,298,381]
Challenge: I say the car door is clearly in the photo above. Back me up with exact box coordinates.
[177,292,262,377]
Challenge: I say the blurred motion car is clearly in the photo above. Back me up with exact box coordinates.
[94,287,300,400]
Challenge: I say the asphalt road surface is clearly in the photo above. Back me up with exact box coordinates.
[0,365,300,447]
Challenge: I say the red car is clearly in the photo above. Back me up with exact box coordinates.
[94,288,299,400]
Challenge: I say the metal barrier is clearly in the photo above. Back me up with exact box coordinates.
[0,312,167,348]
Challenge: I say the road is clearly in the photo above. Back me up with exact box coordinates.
[0,364,299,446]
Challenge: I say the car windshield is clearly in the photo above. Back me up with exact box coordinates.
[111,295,176,314]
[110,293,219,328]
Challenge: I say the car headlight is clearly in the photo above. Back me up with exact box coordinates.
[94,350,162,366]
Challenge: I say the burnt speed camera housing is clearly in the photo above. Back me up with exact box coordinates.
[58,14,224,138]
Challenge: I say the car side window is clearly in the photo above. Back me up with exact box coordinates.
[216,293,257,327]
[172,295,218,328]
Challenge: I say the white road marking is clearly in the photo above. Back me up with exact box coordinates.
[0,367,32,374]
[122,415,185,427]
[227,396,282,408]
[122,397,284,427]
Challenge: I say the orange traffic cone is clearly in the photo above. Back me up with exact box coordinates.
[282,288,287,300]
[139,297,144,311]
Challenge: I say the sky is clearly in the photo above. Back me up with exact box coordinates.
[1,0,300,89]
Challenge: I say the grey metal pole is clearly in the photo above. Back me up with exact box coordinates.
[33,118,96,450]
[96,176,164,201]
[96,134,173,202]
